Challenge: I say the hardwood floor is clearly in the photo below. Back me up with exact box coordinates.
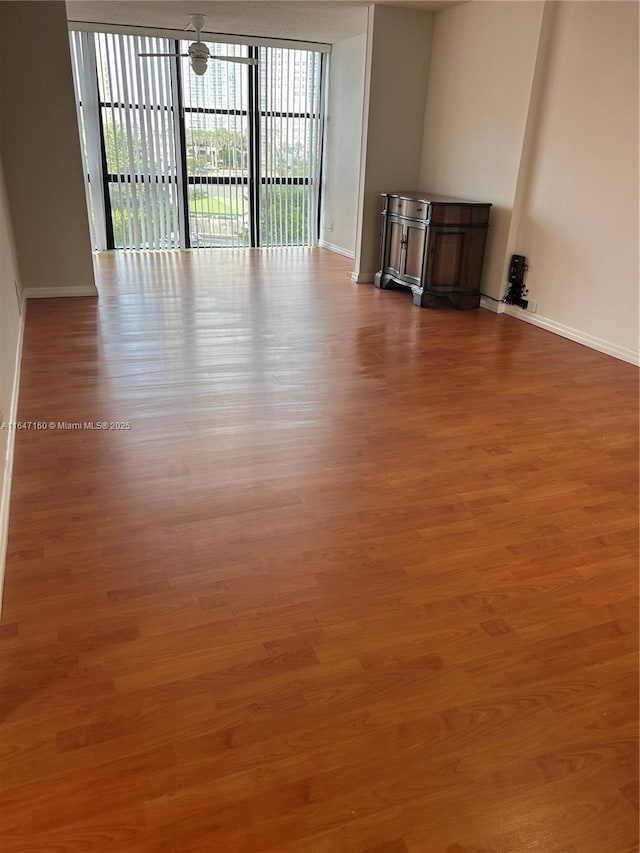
[0,248,638,853]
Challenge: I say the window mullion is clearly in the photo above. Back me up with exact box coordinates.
[248,45,260,247]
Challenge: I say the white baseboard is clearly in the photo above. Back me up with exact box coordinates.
[480,295,505,314]
[318,240,355,260]
[504,305,639,366]
[350,272,375,283]
[0,298,26,612]
[24,285,98,299]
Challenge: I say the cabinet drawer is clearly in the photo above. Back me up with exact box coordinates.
[404,200,428,220]
[387,196,405,216]
[385,197,428,220]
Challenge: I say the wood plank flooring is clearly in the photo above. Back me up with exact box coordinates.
[0,248,638,852]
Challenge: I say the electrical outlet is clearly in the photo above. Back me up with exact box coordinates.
[328,222,334,233]
[527,300,538,314]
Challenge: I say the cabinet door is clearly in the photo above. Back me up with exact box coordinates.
[403,223,426,283]
[386,219,404,276]
[426,228,468,291]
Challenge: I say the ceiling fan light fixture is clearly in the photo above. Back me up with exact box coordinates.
[188,39,209,75]
[190,56,208,75]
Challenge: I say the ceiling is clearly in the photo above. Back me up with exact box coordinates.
[66,1,462,45]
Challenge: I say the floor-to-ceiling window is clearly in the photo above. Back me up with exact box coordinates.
[181,42,251,248]
[70,28,326,251]
[259,47,322,248]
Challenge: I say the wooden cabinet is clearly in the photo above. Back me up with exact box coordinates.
[374,192,491,309]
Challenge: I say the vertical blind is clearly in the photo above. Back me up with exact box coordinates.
[69,30,107,250]
[71,30,182,250]
[69,30,325,251]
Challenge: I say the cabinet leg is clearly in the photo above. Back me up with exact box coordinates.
[454,293,481,310]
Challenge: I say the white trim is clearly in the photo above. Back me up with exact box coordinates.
[351,5,374,283]
[0,298,25,612]
[480,296,506,314]
[24,286,99,299]
[68,21,332,53]
[318,239,355,260]
[503,305,639,366]
[351,272,375,283]
[309,52,326,248]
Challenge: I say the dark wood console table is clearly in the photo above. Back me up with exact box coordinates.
[374,192,491,309]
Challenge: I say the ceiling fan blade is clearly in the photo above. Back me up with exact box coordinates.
[210,56,258,66]
[138,52,187,58]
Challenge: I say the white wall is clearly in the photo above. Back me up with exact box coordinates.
[0,149,23,601]
[0,1,96,297]
[415,0,638,363]
[353,5,434,280]
[320,32,367,258]
[513,1,639,360]
[419,0,545,298]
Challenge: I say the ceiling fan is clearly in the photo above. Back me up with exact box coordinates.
[138,14,258,75]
